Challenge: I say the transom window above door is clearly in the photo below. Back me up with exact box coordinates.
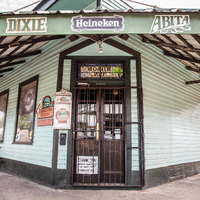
[78,63,124,79]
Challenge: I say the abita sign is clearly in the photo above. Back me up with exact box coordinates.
[150,15,191,33]
[71,15,124,32]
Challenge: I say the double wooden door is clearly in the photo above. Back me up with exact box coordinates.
[73,87,125,186]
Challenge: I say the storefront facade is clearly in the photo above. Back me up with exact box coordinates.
[0,0,200,188]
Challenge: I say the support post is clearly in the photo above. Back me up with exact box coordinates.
[51,55,64,185]
[96,0,102,10]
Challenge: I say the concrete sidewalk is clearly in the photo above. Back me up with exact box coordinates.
[0,172,200,200]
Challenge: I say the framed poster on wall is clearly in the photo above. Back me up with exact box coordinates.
[14,76,38,144]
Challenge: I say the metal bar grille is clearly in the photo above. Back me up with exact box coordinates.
[73,88,125,186]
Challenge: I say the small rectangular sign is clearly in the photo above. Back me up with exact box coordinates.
[37,118,53,127]
[76,156,98,174]
[37,106,54,119]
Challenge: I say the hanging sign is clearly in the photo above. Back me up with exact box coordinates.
[54,89,72,129]
[36,96,54,127]
[71,15,124,32]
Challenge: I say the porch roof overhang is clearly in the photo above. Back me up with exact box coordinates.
[0,9,200,80]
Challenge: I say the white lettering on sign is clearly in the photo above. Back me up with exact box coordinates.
[76,156,98,174]
[150,15,191,33]
[6,17,47,33]
[75,19,120,28]
[71,15,124,32]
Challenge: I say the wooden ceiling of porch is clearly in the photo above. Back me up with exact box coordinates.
[0,33,200,85]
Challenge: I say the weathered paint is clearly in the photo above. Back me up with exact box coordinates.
[0,12,200,36]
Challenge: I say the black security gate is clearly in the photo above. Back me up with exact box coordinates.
[73,87,125,186]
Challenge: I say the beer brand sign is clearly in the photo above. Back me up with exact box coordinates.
[36,96,54,127]
[150,15,191,33]
[6,17,47,33]
[71,15,124,32]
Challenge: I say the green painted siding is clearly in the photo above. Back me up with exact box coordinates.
[0,37,72,168]
[0,55,58,167]
[56,35,200,172]
[57,130,68,169]
[127,35,200,170]
[62,59,71,91]
[1,33,200,176]
[48,0,96,10]
[57,59,71,170]
[130,60,140,171]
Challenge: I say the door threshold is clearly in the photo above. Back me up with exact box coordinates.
[72,182,126,187]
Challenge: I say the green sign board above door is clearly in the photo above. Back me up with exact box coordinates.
[0,12,199,36]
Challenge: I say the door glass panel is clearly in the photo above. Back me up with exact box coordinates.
[74,88,99,185]
[100,89,125,184]
[103,89,124,140]
[76,89,97,139]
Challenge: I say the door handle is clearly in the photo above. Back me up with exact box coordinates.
[96,122,99,141]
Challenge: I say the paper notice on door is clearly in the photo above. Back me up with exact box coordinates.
[76,156,98,174]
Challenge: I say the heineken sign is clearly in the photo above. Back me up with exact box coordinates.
[6,17,47,33]
[150,15,191,33]
[71,15,124,32]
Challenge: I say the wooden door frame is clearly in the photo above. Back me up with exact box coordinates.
[54,37,144,188]
[69,56,134,187]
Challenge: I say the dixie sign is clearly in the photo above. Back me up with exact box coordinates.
[71,15,124,32]
[6,17,47,33]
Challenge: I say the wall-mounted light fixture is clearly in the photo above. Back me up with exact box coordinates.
[97,40,103,53]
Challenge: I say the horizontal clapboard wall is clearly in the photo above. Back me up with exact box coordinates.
[1,34,200,173]
[126,35,200,170]
[0,37,73,168]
